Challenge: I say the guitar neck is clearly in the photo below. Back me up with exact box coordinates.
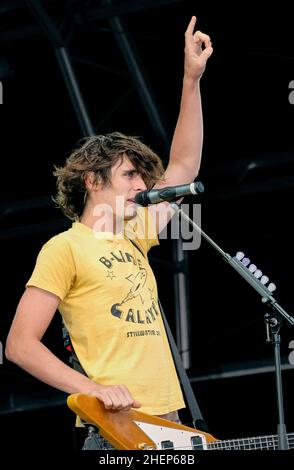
[208,432,294,450]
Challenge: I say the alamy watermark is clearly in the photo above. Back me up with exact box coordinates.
[289,80,294,105]
[0,340,3,364]
[0,80,2,104]
[91,198,202,251]
[288,339,294,365]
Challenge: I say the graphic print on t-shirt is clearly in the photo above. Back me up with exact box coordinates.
[121,269,147,304]
[99,246,160,326]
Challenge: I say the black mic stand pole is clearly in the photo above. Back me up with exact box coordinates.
[170,202,294,450]
[264,310,289,450]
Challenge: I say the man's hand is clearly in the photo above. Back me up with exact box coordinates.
[88,384,141,411]
[184,16,213,81]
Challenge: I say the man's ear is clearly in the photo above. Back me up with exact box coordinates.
[84,171,102,191]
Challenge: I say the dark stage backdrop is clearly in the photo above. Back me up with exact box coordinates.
[0,0,294,458]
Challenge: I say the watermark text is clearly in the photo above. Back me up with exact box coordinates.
[92,198,202,250]
[0,340,3,364]
[289,339,294,365]
[289,80,294,105]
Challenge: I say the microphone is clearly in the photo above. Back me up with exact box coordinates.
[135,181,204,206]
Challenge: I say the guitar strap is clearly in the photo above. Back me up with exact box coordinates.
[128,239,209,433]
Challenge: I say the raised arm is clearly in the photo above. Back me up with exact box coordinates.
[163,15,212,185]
[149,16,213,232]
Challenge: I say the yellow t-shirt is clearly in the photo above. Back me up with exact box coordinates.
[26,207,185,415]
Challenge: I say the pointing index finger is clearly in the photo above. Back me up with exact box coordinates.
[185,15,197,36]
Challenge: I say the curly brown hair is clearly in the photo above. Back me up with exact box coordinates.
[53,132,165,220]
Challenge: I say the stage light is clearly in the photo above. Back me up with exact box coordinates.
[260,275,269,285]
[254,269,262,279]
[241,257,250,267]
[235,251,245,260]
[249,264,257,273]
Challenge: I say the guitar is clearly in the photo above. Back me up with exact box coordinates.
[67,393,294,450]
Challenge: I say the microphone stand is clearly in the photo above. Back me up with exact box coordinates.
[264,310,289,450]
[171,202,294,450]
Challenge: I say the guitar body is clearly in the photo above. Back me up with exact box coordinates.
[67,394,294,450]
[67,393,218,450]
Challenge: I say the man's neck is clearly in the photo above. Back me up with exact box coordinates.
[79,206,123,234]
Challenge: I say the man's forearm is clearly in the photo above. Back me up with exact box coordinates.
[7,339,142,411]
[6,339,96,395]
[169,77,203,177]
[167,17,213,180]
